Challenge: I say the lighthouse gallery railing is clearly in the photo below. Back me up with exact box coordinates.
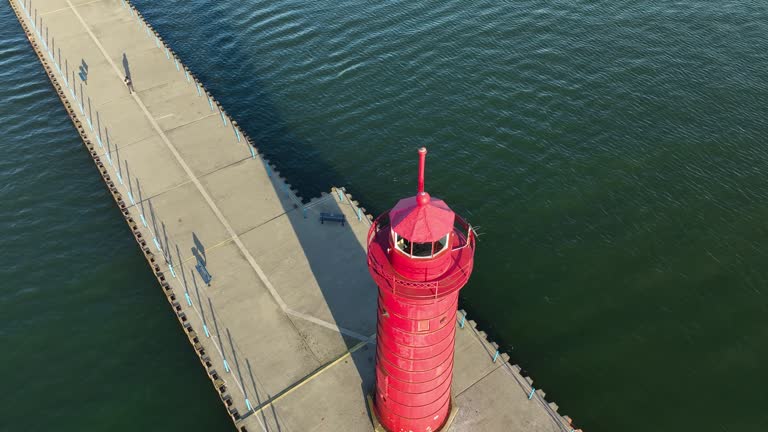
[367,212,476,300]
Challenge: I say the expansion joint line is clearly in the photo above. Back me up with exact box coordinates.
[241,334,376,421]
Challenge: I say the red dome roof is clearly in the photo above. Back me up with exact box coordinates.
[390,193,455,243]
[388,147,455,243]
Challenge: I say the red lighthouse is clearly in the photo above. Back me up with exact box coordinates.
[367,148,476,432]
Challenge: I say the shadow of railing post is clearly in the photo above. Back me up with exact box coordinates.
[245,358,270,430]
[190,271,209,337]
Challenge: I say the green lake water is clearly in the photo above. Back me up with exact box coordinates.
[2,1,767,431]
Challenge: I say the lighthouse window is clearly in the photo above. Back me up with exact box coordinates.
[432,234,449,255]
[412,242,433,257]
[422,234,450,258]
[395,234,412,255]
[394,233,450,258]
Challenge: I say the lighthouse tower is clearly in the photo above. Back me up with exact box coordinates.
[367,148,476,432]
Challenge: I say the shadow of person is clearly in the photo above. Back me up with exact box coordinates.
[192,246,205,267]
[78,59,89,84]
[193,232,206,265]
[122,52,131,80]
[191,234,212,286]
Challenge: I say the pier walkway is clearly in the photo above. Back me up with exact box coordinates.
[9,0,578,430]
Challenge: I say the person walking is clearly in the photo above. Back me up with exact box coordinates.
[124,75,133,94]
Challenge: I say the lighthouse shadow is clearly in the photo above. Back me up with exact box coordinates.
[192,57,379,422]
[269,183,379,414]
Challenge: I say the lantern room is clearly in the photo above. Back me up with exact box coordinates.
[387,149,457,280]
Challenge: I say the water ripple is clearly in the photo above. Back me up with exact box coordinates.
[3,0,768,430]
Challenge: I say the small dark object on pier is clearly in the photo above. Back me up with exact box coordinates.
[202,355,212,368]
[215,378,226,393]
[320,212,345,226]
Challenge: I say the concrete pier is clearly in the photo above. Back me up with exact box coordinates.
[8,1,580,431]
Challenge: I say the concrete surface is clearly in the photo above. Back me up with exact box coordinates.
[9,0,578,430]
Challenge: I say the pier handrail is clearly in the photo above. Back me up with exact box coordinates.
[457,310,577,432]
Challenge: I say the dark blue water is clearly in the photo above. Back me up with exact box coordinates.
[3,1,768,431]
